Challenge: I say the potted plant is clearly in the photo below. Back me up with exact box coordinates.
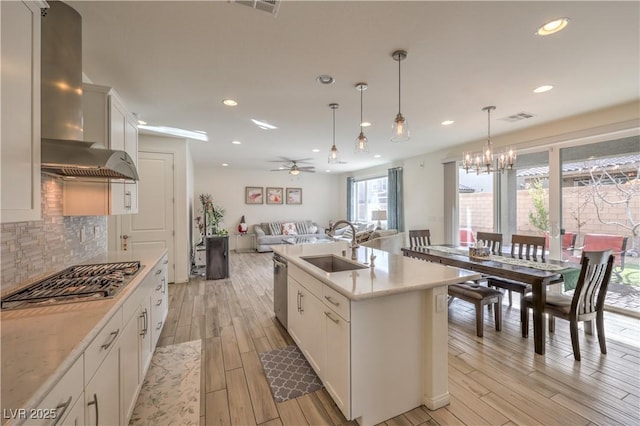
[199,193,228,237]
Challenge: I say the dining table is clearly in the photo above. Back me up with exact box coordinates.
[401,244,581,355]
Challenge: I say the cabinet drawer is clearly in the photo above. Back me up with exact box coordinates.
[323,285,350,321]
[28,356,83,426]
[84,307,123,385]
[122,285,145,323]
[289,264,323,299]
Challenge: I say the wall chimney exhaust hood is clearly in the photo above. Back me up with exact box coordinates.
[40,1,138,181]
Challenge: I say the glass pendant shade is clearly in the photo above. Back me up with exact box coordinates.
[391,112,410,142]
[391,50,410,142]
[328,103,340,164]
[354,83,369,153]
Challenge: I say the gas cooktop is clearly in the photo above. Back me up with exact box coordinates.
[1,261,141,310]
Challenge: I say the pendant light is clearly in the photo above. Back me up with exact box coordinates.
[462,106,516,174]
[328,103,340,164]
[354,83,369,153]
[391,50,410,142]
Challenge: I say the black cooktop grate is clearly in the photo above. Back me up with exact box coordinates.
[1,261,141,310]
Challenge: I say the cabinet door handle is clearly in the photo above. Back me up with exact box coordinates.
[156,321,163,330]
[324,295,340,307]
[299,292,304,313]
[52,396,72,426]
[100,329,119,350]
[87,393,99,426]
[156,299,162,306]
[125,190,132,209]
[161,277,166,294]
[296,291,300,313]
[140,309,148,336]
[155,269,162,275]
[163,259,169,265]
[155,283,162,291]
[325,311,340,324]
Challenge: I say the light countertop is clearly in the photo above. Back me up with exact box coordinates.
[0,247,167,421]
[272,242,480,300]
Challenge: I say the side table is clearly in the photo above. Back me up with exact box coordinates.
[235,232,256,253]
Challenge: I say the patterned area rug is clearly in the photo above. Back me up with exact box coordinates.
[129,339,201,426]
[259,345,323,402]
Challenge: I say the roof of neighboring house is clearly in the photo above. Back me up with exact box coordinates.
[517,154,640,178]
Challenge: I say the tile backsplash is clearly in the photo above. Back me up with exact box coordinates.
[1,174,107,294]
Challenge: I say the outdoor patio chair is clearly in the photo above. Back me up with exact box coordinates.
[521,250,615,361]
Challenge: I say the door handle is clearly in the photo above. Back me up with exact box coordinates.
[121,234,129,251]
[87,393,99,426]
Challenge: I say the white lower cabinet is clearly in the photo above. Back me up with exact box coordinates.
[324,309,350,418]
[287,265,349,417]
[85,344,120,426]
[23,253,169,426]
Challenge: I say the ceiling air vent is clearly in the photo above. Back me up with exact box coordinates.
[500,112,535,122]
[231,0,280,16]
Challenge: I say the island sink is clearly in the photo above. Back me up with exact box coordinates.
[301,254,368,272]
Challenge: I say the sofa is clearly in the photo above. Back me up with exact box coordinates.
[253,220,325,252]
[332,222,398,245]
[361,231,405,254]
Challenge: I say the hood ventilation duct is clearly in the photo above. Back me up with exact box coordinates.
[40,1,138,181]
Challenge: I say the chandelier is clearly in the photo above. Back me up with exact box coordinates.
[462,106,516,174]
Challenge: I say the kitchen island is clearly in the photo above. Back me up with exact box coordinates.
[272,242,480,426]
[1,248,168,426]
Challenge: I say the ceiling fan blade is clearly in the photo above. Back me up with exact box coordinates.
[300,169,316,173]
[269,168,289,172]
[298,167,316,171]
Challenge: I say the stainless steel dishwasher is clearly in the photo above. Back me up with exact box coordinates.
[273,253,288,328]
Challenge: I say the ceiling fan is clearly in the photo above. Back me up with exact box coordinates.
[269,158,316,175]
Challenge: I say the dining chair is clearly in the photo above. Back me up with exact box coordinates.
[487,234,546,309]
[447,282,502,337]
[409,229,431,247]
[476,232,503,254]
[521,250,614,361]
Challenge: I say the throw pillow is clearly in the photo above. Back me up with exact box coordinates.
[356,230,374,243]
[281,222,298,235]
[269,222,282,235]
[296,221,309,234]
[308,225,318,234]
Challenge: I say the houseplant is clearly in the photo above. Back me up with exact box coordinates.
[199,193,228,237]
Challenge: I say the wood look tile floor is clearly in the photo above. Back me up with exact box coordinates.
[157,252,640,426]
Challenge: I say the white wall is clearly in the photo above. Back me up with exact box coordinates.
[193,167,342,249]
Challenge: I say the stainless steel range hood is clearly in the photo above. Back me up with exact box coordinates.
[40,1,138,181]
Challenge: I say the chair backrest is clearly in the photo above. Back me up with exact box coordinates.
[510,234,546,262]
[572,250,615,319]
[476,232,503,255]
[562,232,577,250]
[409,229,431,247]
[459,228,476,247]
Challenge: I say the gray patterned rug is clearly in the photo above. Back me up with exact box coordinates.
[258,345,323,402]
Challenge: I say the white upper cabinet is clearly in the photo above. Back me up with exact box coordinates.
[63,83,139,215]
[0,1,45,223]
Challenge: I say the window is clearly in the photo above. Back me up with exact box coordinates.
[352,177,388,226]
[458,168,494,239]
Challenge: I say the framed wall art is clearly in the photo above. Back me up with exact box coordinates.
[266,187,283,204]
[245,187,263,204]
[286,187,302,205]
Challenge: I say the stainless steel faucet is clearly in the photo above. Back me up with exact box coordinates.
[328,220,359,260]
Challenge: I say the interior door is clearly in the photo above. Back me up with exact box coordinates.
[121,151,175,282]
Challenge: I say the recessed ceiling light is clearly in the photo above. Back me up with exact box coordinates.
[374,154,381,158]
[325,169,331,173]
[536,17,569,36]
[533,85,554,93]
[231,140,242,145]
[441,120,454,126]
[251,119,278,130]
[223,99,238,106]
[361,121,371,127]
[316,75,335,85]
[221,163,229,167]
[312,148,320,153]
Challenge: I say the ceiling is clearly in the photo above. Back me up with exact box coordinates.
[69,1,640,174]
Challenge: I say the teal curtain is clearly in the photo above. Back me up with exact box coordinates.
[346,177,355,221]
[388,167,404,231]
